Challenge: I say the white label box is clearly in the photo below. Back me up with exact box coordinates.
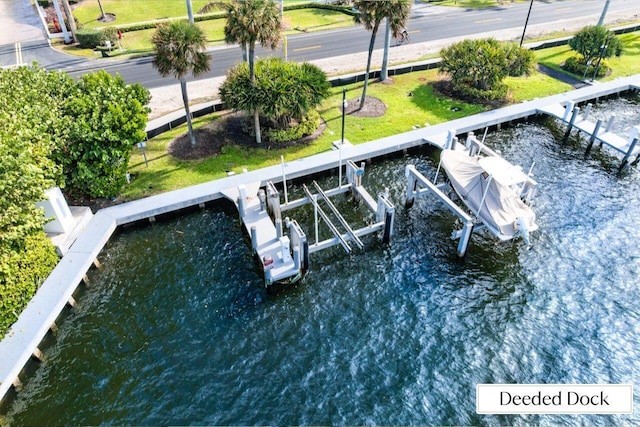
[476,384,633,414]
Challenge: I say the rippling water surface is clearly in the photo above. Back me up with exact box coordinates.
[2,95,640,426]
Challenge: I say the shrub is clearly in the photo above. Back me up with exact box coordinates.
[568,25,623,66]
[75,27,103,48]
[439,38,536,101]
[220,58,330,130]
[0,231,58,338]
[563,56,609,78]
[265,110,321,143]
[57,71,150,198]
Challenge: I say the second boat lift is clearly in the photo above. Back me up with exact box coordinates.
[404,130,538,257]
[224,159,395,287]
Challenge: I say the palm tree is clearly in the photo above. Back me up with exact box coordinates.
[353,0,411,108]
[224,0,282,144]
[151,20,211,146]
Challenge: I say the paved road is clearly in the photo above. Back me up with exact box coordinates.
[2,0,640,87]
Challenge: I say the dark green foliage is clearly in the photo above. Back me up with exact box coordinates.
[0,66,70,254]
[0,66,73,337]
[0,65,150,337]
[563,56,609,78]
[75,27,103,48]
[220,57,330,138]
[503,42,536,77]
[265,110,321,143]
[568,25,623,65]
[76,27,119,48]
[439,38,536,101]
[0,232,58,338]
[56,71,150,198]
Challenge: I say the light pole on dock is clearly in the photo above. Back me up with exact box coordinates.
[339,88,347,186]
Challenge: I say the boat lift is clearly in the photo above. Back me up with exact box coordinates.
[404,131,537,257]
[224,160,395,287]
[277,160,395,256]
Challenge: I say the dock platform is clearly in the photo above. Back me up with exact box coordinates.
[221,182,302,286]
[538,100,640,168]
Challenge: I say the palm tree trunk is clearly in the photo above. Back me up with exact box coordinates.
[186,0,195,24]
[97,0,106,20]
[180,78,197,146]
[360,23,379,109]
[380,19,391,81]
[248,44,261,144]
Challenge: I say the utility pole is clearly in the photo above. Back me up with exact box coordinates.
[598,0,611,26]
[520,0,534,47]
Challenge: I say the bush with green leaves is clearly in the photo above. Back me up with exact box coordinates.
[265,110,321,143]
[439,38,536,101]
[220,57,330,140]
[0,232,59,337]
[0,66,73,337]
[564,25,623,78]
[0,65,150,337]
[568,25,623,66]
[57,71,150,198]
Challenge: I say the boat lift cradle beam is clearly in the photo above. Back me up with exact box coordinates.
[312,181,365,250]
[404,164,475,257]
[274,160,394,254]
[302,183,352,254]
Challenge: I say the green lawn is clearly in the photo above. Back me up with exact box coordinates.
[122,66,571,200]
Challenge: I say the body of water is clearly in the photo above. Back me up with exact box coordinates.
[2,95,639,426]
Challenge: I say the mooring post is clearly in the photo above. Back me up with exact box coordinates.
[404,165,417,209]
[258,189,266,212]
[586,119,603,155]
[250,226,258,252]
[563,106,581,142]
[237,185,247,218]
[582,103,592,121]
[302,239,309,272]
[620,137,639,170]
[383,205,395,244]
[457,222,474,257]
[293,245,301,271]
[562,101,576,121]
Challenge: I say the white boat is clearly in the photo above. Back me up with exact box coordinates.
[440,148,538,244]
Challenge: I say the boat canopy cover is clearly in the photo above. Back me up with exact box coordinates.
[440,149,537,240]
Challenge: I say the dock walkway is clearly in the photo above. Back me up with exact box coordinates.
[538,99,640,167]
[1,74,639,403]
